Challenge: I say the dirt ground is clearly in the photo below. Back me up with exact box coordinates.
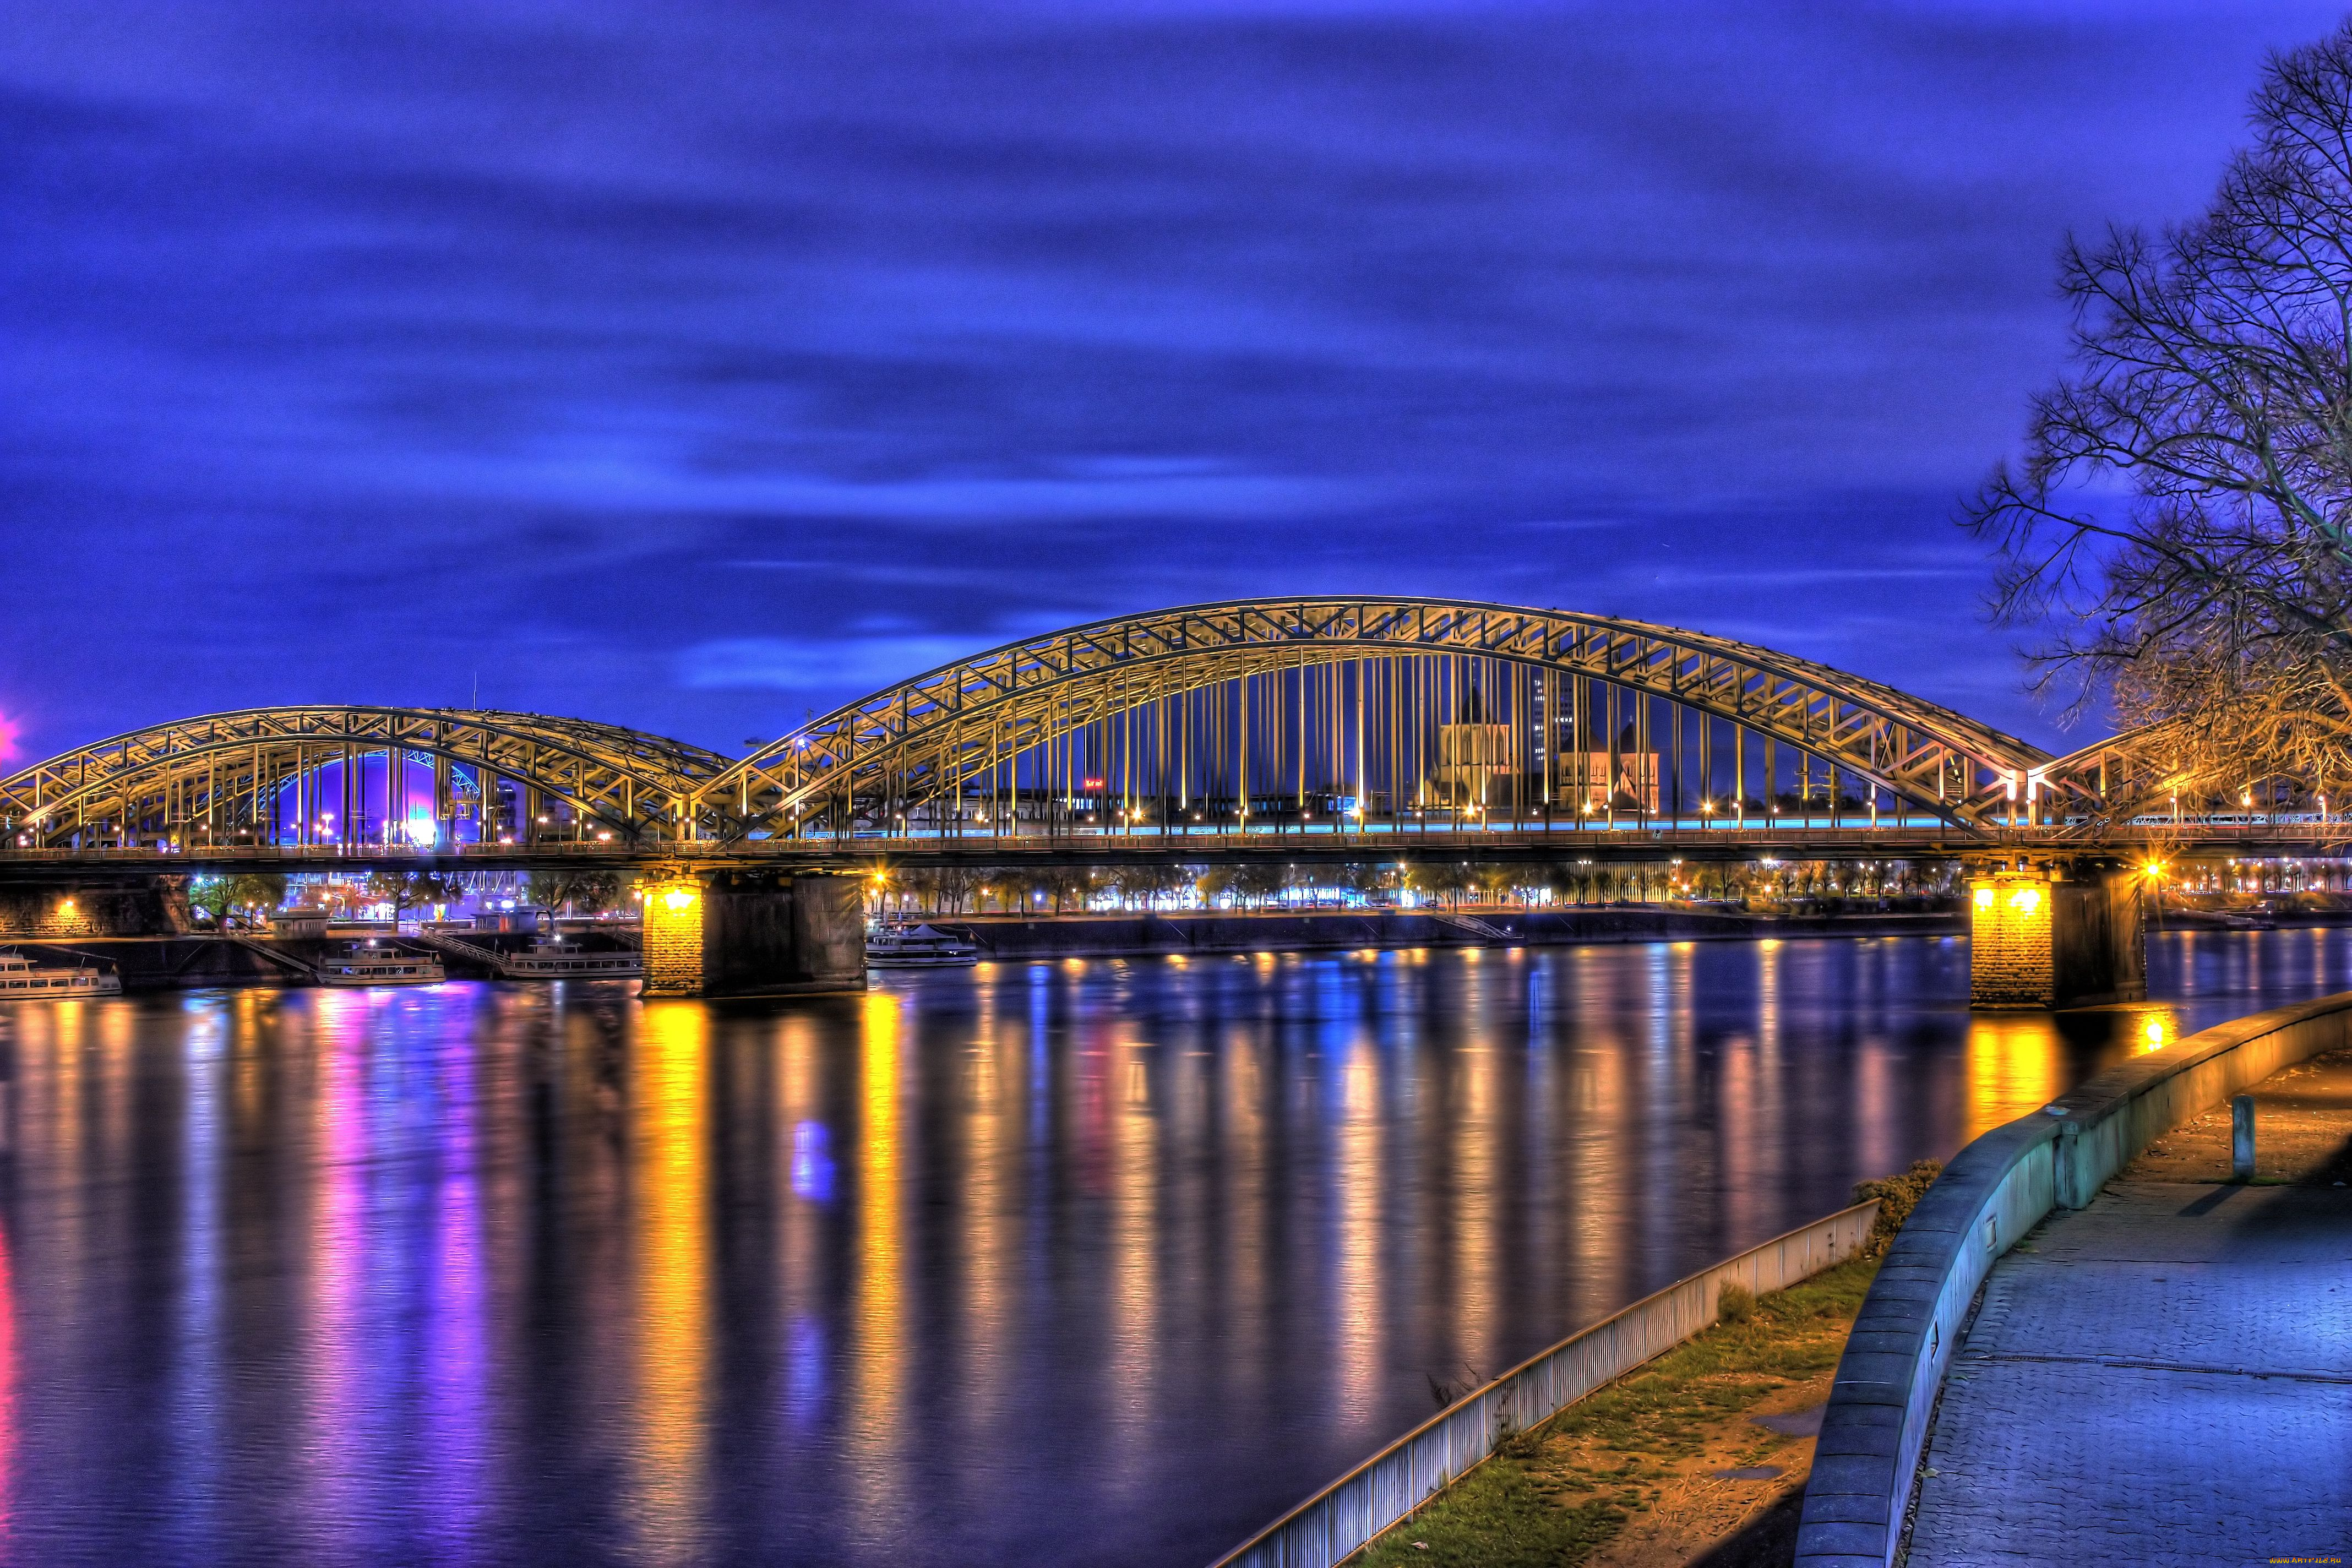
[2130,1044,2352,1185]
[1353,1256,1876,1568]
[1571,1378,1828,1568]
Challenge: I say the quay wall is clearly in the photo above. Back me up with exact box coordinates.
[1793,988,2352,1567]
[945,907,1959,960]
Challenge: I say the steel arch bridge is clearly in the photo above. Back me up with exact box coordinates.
[713,597,2056,841]
[5,597,2311,860]
[0,706,731,851]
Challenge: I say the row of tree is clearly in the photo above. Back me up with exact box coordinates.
[186,869,633,928]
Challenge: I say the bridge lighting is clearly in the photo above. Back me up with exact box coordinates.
[2008,886,2041,913]
[660,888,696,913]
[1974,887,1994,909]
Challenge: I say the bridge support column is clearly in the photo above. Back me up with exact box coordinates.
[640,868,864,998]
[1968,859,2144,1009]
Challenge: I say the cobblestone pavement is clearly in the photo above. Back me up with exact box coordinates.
[1907,1180,2352,1567]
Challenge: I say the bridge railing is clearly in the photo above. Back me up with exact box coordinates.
[2,818,2346,865]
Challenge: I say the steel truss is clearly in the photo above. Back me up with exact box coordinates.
[2027,720,2286,835]
[0,707,731,850]
[708,597,2055,840]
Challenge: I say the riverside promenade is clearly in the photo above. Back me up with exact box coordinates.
[1903,1049,2352,1566]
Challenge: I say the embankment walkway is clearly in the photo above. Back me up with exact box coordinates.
[1903,1053,2352,1566]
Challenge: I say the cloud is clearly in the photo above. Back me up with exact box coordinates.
[679,632,1022,699]
[2,0,2342,761]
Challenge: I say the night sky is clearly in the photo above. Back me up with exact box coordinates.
[5,2,2340,766]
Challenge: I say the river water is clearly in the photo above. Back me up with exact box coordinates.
[1,927,2345,1567]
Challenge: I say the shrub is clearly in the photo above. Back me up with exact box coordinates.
[1853,1159,1943,1255]
[1716,1282,1755,1324]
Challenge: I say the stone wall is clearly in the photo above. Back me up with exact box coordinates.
[638,870,864,997]
[0,879,191,938]
[1968,876,2054,1007]
[1969,868,2144,1009]
[640,879,707,996]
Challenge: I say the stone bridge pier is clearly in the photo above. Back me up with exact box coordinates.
[1967,856,2146,1009]
[638,866,865,998]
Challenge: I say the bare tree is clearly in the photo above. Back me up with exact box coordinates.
[1967,24,2352,794]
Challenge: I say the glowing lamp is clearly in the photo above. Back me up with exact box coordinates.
[2009,886,2041,913]
[1973,887,1994,909]
[2143,1019,2166,1048]
[660,888,696,913]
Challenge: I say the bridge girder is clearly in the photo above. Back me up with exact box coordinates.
[2024,719,2306,836]
[0,706,731,850]
[706,597,2054,839]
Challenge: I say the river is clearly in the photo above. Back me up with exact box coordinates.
[0,927,2344,1566]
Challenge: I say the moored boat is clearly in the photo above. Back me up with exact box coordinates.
[499,937,643,979]
[0,949,122,999]
[865,924,981,968]
[317,944,445,987]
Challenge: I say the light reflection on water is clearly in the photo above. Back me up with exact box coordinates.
[0,928,2343,1566]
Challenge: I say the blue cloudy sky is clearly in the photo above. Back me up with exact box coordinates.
[2,1,2340,763]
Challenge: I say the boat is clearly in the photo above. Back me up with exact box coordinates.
[865,924,981,968]
[496,937,643,979]
[317,943,445,987]
[0,949,122,999]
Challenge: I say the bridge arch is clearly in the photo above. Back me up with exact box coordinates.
[0,706,731,850]
[706,597,2053,840]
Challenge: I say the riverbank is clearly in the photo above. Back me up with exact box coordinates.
[2,931,601,990]
[944,906,1961,960]
[1349,1256,1879,1568]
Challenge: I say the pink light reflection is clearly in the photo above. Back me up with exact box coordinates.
[0,1209,17,1548]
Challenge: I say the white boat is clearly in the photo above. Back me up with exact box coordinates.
[498,937,643,979]
[0,949,122,999]
[318,944,445,987]
[865,924,981,968]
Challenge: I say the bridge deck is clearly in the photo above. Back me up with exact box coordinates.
[2,820,2344,875]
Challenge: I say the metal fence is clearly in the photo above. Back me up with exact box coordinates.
[1210,1199,1882,1568]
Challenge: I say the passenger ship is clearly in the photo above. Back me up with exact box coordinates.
[865,924,982,969]
[0,949,123,999]
[318,944,446,987]
[499,937,643,979]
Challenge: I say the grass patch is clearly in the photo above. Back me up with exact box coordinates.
[1351,1255,1879,1568]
